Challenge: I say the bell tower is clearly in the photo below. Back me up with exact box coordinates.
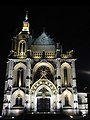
[10,11,30,59]
[2,11,32,117]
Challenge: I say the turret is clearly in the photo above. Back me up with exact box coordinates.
[8,11,31,59]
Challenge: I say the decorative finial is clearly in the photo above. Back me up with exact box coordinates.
[22,10,30,32]
[25,10,28,21]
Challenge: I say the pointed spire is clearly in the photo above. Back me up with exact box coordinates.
[25,10,28,21]
[22,10,30,33]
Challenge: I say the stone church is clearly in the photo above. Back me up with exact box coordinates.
[2,12,88,117]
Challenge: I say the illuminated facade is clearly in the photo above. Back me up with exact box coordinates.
[2,12,88,117]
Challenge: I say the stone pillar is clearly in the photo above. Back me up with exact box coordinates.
[26,59,31,78]
[71,59,78,113]
[73,93,79,114]
[30,94,35,112]
[8,60,14,79]
[56,58,62,110]
[26,58,31,87]
[25,58,32,109]
[56,58,61,87]
[71,59,76,80]
[3,60,14,113]
[7,60,14,105]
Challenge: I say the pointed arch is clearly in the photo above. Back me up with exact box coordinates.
[30,78,57,111]
[32,61,55,83]
[62,89,73,107]
[30,78,57,95]
[18,40,26,55]
[11,89,25,107]
[35,85,52,112]
[35,84,52,96]
[33,61,55,75]
[17,67,24,87]
[13,63,26,87]
[61,62,72,86]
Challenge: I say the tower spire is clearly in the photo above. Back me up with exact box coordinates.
[25,10,28,21]
[22,11,30,33]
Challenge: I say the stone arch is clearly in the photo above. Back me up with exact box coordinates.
[13,63,26,86]
[35,84,52,96]
[61,62,72,86]
[30,78,57,111]
[35,84,52,112]
[18,40,26,54]
[61,89,73,107]
[30,78,57,95]
[33,61,55,75]
[14,62,26,70]
[32,61,55,83]
[11,89,25,107]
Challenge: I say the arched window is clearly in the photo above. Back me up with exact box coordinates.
[34,66,53,83]
[17,68,24,87]
[19,41,26,53]
[64,67,68,86]
[65,95,69,106]
[61,62,72,87]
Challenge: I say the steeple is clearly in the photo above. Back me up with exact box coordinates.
[25,10,28,21]
[22,11,30,33]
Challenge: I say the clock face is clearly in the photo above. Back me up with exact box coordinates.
[41,37,46,43]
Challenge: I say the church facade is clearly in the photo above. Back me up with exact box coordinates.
[2,12,88,117]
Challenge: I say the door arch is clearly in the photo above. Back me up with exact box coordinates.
[30,79,57,112]
[36,86,51,112]
[62,89,73,107]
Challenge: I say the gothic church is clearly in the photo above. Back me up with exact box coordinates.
[2,12,88,117]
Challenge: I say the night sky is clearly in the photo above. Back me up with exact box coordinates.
[0,2,90,115]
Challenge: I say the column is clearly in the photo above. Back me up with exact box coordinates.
[71,59,76,79]
[25,58,31,109]
[71,59,78,113]
[56,58,62,110]
[26,58,31,87]
[7,59,14,88]
[56,58,61,88]
[7,60,14,110]
[8,59,14,79]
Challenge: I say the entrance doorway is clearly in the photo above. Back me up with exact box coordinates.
[37,98,50,112]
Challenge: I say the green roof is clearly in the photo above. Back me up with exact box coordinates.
[32,32,55,45]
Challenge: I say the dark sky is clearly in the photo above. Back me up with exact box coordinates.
[0,2,90,114]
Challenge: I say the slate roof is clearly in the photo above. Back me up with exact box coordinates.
[32,32,55,45]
